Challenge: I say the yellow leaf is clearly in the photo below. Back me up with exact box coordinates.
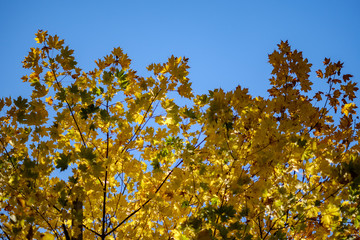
[196,229,212,240]
[0,98,4,111]
[341,102,356,116]
[40,233,55,240]
[34,30,47,44]
[321,215,332,227]
[112,47,123,57]
[316,69,323,78]
[45,96,53,105]
[5,97,12,106]
[16,196,26,208]
[321,203,341,227]
[47,35,64,49]
[164,116,175,125]
[307,206,319,218]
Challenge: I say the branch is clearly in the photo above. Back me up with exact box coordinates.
[62,224,70,240]
[101,101,110,237]
[106,160,183,236]
[82,224,102,237]
[306,77,334,134]
[32,206,60,239]
[116,89,162,165]
[0,225,11,240]
[5,184,61,239]
[0,137,16,169]
[102,168,108,237]
[257,216,263,239]
[45,51,87,147]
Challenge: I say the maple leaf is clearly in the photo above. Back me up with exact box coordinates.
[45,96,53,105]
[115,69,129,89]
[343,74,353,82]
[14,96,29,109]
[79,146,96,165]
[316,69,324,78]
[323,57,330,65]
[112,47,123,58]
[47,34,64,49]
[56,153,72,171]
[342,103,357,116]
[34,30,47,44]
[80,104,99,120]
[2,30,359,240]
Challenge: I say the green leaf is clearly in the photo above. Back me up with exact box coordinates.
[14,96,29,109]
[80,90,93,103]
[237,175,251,186]
[56,153,71,171]
[181,201,189,208]
[31,81,48,98]
[200,182,209,190]
[114,69,129,89]
[80,108,89,120]
[87,104,100,114]
[100,109,110,122]
[56,88,67,101]
[224,121,233,130]
[79,146,96,164]
[58,190,67,207]
[165,136,183,150]
[297,138,307,148]
[151,159,161,171]
[199,165,206,175]
[23,158,38,179]
[185,143,195,151]
[9,156,18,167]
[119,78,129,90]
[183,107,197,119]
[58,46,77,69]
[68,176,78,184]
[270,230,286,240]
[201,206,217,222]
[80,104,100,120]
[92,86,103,96]
[78,163,88,172]
[229,222,243,231]
[244,233,253,240]
[186,216,202,230]
[210,196,219,205]
[157,148,168,158]
[69,84,79,94]
[103,71,113,85]
[89,122,96,131]
[216,205,236,222]
[115,69,126,80]
[240,207,250,217]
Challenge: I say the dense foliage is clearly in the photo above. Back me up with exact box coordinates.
[0,30,359,239]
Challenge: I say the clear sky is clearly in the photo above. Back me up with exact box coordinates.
[1,1,359,100]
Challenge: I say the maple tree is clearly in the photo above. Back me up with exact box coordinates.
[0,30,359,239]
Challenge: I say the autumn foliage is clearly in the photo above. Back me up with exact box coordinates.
[0,30,359,239]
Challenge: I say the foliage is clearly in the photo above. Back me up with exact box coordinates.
[0,30,359,239]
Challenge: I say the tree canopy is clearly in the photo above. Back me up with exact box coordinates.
[0,30,359,239]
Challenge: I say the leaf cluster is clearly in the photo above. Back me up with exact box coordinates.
[0,31,359,240]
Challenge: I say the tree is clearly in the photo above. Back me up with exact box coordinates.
[0,30,359,239]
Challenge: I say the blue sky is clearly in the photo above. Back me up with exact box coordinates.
[1,1,359,99]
